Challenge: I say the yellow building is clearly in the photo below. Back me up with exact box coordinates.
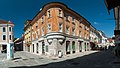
[24,20,32,52]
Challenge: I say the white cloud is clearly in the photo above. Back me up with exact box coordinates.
[94,22,98,25]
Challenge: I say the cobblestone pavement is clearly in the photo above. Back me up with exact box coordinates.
[0,49,120,68]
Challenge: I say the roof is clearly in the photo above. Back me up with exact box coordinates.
[24,20,32,30]
[24,20,32,25]
[105,0,120,14]
[30,2,91,26]
[0,20,14,24]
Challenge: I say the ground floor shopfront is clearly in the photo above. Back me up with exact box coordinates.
[23,32,91,57]
[0,44,7,53]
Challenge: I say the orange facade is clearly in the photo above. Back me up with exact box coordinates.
[28,2,90,41]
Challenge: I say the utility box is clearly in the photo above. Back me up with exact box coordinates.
[7,43,14,60]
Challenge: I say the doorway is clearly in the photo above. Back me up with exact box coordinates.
[42,41,45,54]
[2,45,7,53]
[72,41,75,53]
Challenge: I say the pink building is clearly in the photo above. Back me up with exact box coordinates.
[0,20,14,53]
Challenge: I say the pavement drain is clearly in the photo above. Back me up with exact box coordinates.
[22,59,28,61]
[39,57,43,59]
[13,57,22,60]
[14,60,19,62]
[52,59,58,60]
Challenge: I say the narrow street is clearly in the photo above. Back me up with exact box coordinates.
[0,48,120,68]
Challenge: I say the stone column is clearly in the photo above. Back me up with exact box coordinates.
[0,45,2,53]
[75,41,79,53]
[30,44,33,53]
[70,41,73,54]
[34,43,37,53]
[38,42,42,55]
[81,41,85,52]
[88,42,91,51]
[48,39,58,56]
[23,44,25,51]
[53,39,58,56]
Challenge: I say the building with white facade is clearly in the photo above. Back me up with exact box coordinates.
[98,30,108,47]
[0,20,14,53]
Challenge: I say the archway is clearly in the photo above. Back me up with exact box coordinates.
[66,41,70,54]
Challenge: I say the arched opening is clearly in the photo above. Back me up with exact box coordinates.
[72,41,75,53]
[42,41,45,54]
[79,41,82,52]
[66,41,70,54]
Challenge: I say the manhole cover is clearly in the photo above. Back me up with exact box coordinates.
[52,59,57,60]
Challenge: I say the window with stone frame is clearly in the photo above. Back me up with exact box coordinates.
[3,27,6,32]
[79,30,81,37]
[41,16,44,24]
[36,21,38,28]
[66,26,69,34]
[72,28,75,35]
[72,17,75,23]
[66,15,69,21]
[42,28,44,36]
[59,23,63,32]
[9,27,12,32]
[59,10,62,17]
[3,35,6,40]
[47,24,51,32]
[9,35,12,40]
[48,10,51,18]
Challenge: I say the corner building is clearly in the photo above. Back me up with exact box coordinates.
[24,2,91,57]
[0,20,14,53]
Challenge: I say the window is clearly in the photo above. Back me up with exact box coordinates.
[3,27,6,32]
[9,27,12,32]
[46,45,48,52]
[47,24,51,32]
[9,35,12,40]
[36,43,39,53]
[72,28,75,35]
[79,26,82,29]
[72,17,74,23]
[66,26,69,34]
[42,28,44,36]
[48,10,51,18]
[33,44,34,52]
[66,15,69,21]
[3,35,6,40]
[59,10,62,17]
[79,31,81,37]
[59,23,63,32]
[36,21,38,28]
[36,31,38,38]
[42,16,44,23]
[84,33,86,39]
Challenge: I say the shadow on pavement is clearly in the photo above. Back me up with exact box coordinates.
[9,48,119,68]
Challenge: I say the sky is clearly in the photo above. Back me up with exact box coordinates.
[0,0,115,38]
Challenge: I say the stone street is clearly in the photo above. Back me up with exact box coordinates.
[0,48,120,68]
